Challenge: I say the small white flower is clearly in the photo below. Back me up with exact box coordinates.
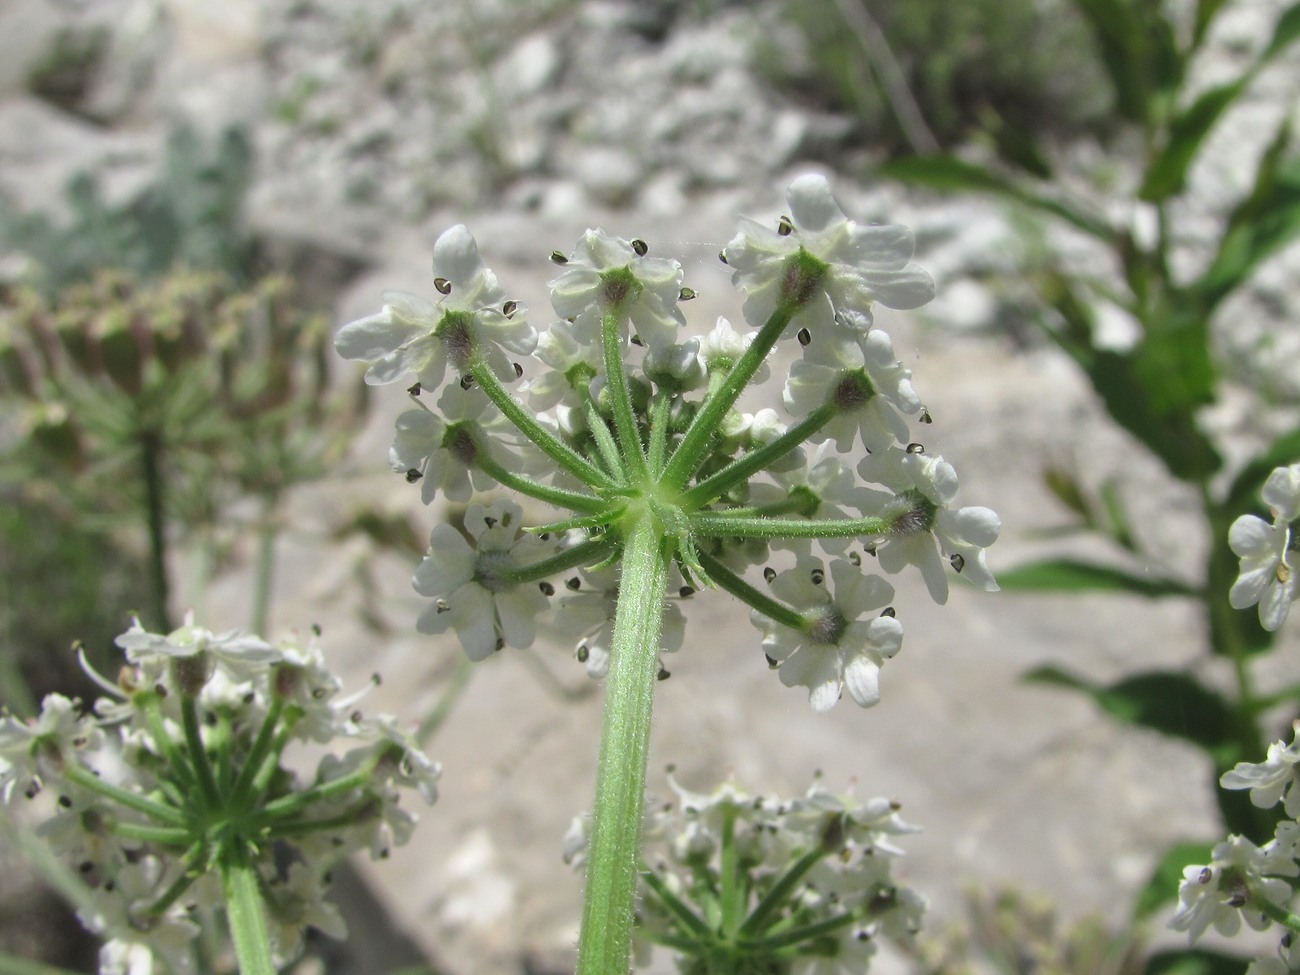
[644,338,706,392]
[723,174,935,333]
[859,447,1000,604]
[1221,725,1300,817]
[413,499,553,659]
[114,611,280,678]
[334,224,535,390]
[1170,836,1296,942]
[0,694,101,802]
[549,229,685,352]
[784,330,920,454]
[1229,463,1300,631]
[527,318,601,412]
[389,388,499,504]
[698,317,771,385]
[753,558,902,711]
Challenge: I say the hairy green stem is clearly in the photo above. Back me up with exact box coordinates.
[576,510,670,975]
[220,841,276,975]
[696,550,808,632]
[138,427,173,631]
[691,511,889,540]
[601,308,649,483]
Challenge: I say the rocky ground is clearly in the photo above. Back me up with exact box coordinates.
[1,0,1299,973]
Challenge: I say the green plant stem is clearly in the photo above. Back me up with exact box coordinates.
[181,695,222,810]
[690,511,889,540]
[61,762,186,827]
[576,510,670,975]
[475,452,606,513]
[139,426,173,631]
[417,654,475,745]
[472,359,615,490]
[696,550,808,631]
[663,301,796,491]
[220,841,276,975]
[737,848,823,936]
[679,405,837,510]
[602,308,649,482]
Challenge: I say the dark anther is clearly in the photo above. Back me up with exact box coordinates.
[372,673,382,686]
[679,586,695,598]
[919,408,932,424]
[763,566,777,583]
[550,251,568,264]
[777,216,794,236]
[435,599,450,614]
[632,238,649,256]
[539,581,555,596]
[312,687,327,699]
[59,795,73,808]
[863,544,877,557]
[405,469,423,483]
[630,334,644,347]
[576,644,589,663]
[460,374,476,390]
[718,250,729,265]
[566,576,582,591]
[503,300,518,317]
[950,553,966,573]
[312,623,322,636]
[848,551,861,566]
[495,638,505,652]
[906,442,925,454]
[484,516,497,528]
[407,382,422,396]
[810,567,825,585]
[513,362,524,379]
[765,654,778,669]
[679,287,697,301]
[657,665,671,681]
[434,277,452,295]
[880,606,896,618]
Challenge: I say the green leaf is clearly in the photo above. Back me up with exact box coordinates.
[1191,0,1231,50]
[1200,123,1300,310]
[1264,1,1300,59]
[877,155,1112,240]
[1133,840,1215,919]
[1140,78,1248,202]
[998,559,1196,598]
[1070,0,1150,122]
[1024,667,1235,757]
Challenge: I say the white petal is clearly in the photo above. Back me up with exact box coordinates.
[786,174,843,233]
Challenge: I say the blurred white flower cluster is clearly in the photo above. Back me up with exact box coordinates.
[0,614,438,974]
[566,774,925,974]
[336,174,1000,710]
[1173,720,1300,971]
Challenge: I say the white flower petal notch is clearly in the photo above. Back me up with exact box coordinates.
[334,224,536,391]
[723,174,936,334]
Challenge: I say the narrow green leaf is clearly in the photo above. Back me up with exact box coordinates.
[998,559,1196,597]
[1264,1,1300,59]
[1070,0,1149,122]
[1139,79,1247,202]
[1191,0,1231,50]
[877,155,1111,240]
[1146,947,1252,975]
[1133,840,1215,919]
[1025,667,1234,756]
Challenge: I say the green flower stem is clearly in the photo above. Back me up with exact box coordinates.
[691,512,890,540]
[576,510,670,975]
[61,763,186,827]
[740,909,856,953]
[471,360,615,490]
[141,842,205,918]
[647,392,673,475]
[417,654,474,745]
[1252,889,1300,935]
[254,758,379,822]
[586,402,628,481]
[181,695,222,810]
[719,802,745,932]
[139,694,198,795]
[737,848,823,937]
[267,807,374,838]
[679,405,836,511]
[663,300,797,492]
[475,451,606,514]
[227,697,286,811]
[640,867,714,940]
[696,550,808,632]
[503,537,615,586]
[601,308,649,483]
[220,841,276,975]
[247,718,298,805]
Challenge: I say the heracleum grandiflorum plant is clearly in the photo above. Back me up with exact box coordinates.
[336,174,1000,973]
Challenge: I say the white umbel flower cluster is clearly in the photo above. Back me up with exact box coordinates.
[0,615,438,974]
